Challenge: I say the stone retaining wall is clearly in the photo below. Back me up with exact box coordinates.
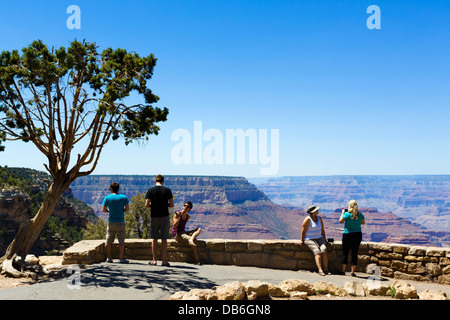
[62,239,450,284]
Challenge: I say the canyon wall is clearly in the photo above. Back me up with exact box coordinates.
[71,175,450,247]
[70,175,301,240]
[250,175,450,232]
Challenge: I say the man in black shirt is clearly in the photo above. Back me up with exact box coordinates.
[145,174,174,266]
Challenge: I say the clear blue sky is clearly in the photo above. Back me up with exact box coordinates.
[1,0,450,178]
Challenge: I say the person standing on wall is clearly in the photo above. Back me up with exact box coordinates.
[145,174,174,266]
[339,200,365,276]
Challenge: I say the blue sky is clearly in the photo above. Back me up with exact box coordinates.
[1,0,450,178]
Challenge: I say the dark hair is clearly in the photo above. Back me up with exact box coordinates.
[110,182,120,193]
[155,174,164,183]
[184,201,193,209]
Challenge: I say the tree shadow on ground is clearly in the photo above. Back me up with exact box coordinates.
[78,262,217,294]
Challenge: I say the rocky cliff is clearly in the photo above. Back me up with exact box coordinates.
[70,175,300,240]
[250,175,450,232]
[0,167,97,255]
[69,175,449,246]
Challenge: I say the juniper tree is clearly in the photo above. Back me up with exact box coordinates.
[0,40,168,276]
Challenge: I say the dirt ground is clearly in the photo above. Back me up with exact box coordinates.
[0,256,65,289]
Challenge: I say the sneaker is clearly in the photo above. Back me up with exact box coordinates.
[119,259,129,264]
[106,258,113,263]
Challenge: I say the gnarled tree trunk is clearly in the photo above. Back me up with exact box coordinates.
[0,180,69,277]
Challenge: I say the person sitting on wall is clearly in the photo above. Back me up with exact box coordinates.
[299,205,330,276]
[172,201,202,265]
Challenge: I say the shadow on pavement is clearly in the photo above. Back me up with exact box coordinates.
[79,262,217,294]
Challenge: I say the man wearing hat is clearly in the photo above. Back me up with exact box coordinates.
[299,205,330,276]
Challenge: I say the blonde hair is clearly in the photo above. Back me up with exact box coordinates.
[348,200,359,220]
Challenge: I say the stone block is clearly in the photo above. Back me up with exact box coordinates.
[375,252,403,260]
[391,260,408,272]
[231,252,269,268]
[437,274,450,285]
[404,255,424,262]
[263,242,284,251]
[394,271,428,282]
[392,280,418,299]
[344,281,365,297]
[247,241,263,252]
[393,245,409,254]
[282,242,300,251]
[205,240,225,251]
[426,248,445,257]
[209,251,232,265]
[407,262,425,274]
[370,243,394,252]
[425,263,442,276]
[225,241,247,252]
[408,246,426,256]
[269,254,297,269]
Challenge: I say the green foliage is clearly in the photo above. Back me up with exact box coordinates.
[41,216,83,245]
[82,218,107,240]
[0,39,168,175]
[1,166,97,246]
[388,285,396,298]
[125,192,151,239]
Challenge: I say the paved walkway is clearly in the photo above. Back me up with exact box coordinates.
[0,260,449,300]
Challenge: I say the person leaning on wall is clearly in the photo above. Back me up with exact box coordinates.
[299,205,330,276]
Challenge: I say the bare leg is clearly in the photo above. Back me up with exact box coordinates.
[119,243,125,260]
[106,243,112,261]
[150,239,158,265]
[314,254,324,273]
[189,228,202,246]
[321,252,329,273]
[161,239,168,265]
[351,265,357,274]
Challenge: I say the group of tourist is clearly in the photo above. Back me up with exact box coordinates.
[101,174,365,276]
[300,201,365,276]
[101,174,201,266]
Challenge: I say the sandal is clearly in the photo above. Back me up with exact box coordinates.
[148,260,157,265]
[162,262,171,267]
[318,271,326,276]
